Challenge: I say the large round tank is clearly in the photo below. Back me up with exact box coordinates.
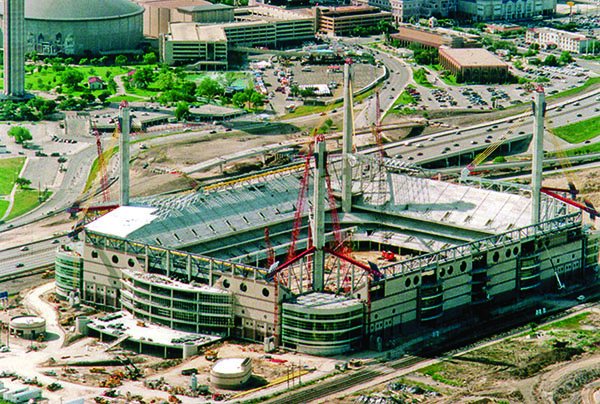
[9,315,46,339]
[0,0,144,55]
[210,358,252,389]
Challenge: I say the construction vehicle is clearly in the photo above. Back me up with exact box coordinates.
[47,382,62,392]
[115,355,142,380]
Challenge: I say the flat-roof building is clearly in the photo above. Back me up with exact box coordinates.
[135,0,234,38]
[525,27,595,54]
[159,4,315,67]
[457,0,555,21]
[316,6,392,37]
[388,24,479,49]
[438,46,508,83]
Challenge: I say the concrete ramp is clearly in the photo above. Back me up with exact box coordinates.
[105,334,129,351]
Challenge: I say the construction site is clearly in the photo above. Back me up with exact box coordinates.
[6,59,587,404]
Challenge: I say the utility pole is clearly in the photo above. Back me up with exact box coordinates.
[531,87,545,225]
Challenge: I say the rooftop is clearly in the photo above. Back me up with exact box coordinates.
[87,311,222,347]
[439,46,508,68]
[121,268,229,294]
[170,22,227,42]
[286,293,362,310]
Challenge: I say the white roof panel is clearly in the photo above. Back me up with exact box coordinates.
[85,206,159,238]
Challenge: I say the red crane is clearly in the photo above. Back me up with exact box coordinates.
[265,227,275,267]
[92,123,110,202]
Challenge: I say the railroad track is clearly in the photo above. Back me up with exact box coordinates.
[263,355,424,404]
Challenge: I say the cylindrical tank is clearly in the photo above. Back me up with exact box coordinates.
[210,358,252,390]
[75,316,90,335]
[9,316,45,340]
[182,342,196,359]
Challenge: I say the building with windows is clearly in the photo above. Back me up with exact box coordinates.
[316,6,392,37]
[456,0,555,21]
[438,46,509,82]
[134,0,234,38]
[388,24,479,49]
[525,27,595,54]
[355,0,456,24]
[55,244,84,300]
[159,4,314,67]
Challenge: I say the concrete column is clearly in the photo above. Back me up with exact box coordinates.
[313,137,327,292]
[119,103,131,206]
[342,62,354,213]
[532,90,545,225]
[3,0,25,98]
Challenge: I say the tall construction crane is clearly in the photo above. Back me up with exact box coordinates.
[93,122,110,203]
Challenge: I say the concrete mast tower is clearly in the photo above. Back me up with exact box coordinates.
[342,59,354,213]
[119,101,131,206]
[3,0,25,98]
[312,135,327,292]
[531,87,546,225]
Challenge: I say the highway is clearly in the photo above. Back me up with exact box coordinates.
[0,237,65,276]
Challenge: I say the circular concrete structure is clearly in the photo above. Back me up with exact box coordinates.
[0,0,144,55]
[210,358,252,389]
[9,315,46,339]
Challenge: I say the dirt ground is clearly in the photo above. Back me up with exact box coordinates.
[337,308,600,404]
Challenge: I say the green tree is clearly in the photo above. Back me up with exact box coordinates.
[250,92,264,108]
[493,156,507,163]
[174,102,190,120]
[61,69,84,88]
[143,52,157,65]
[8,126,32,144]
[559,51,573,65]
[79,58,89,65]
[39,100,57,116]
[115,55,128,66]
[156,71,175,91]
[197,77,223,100]
[15,177,31,189]
[133,67,155,88]
[64,57,74,65]
[232,92,249,108]
[543,54,558,66]
[98,91,111,104]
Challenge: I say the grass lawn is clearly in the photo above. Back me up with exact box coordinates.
[540,313,589,331]
[439,73,459,86]
[553,141,600,157]
[550,115,600,143]
[549,77,600,100]
[25,65,128,92]
[106,95,146,103]
[392,91,415,108]
[5,189,48,220]
[0,157,25,195]
[0,200,8,218]
[413,68,435,88]
[85,147,119,192]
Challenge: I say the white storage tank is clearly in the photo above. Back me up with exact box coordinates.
[9,316,45,340]
[210,357,252,389]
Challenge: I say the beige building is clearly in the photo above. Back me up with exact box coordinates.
[438,46,508,83]
[160,23,228,68]
[160,5,315,68]
[388,24,479,49]
[135,0,234,38]
[525,27,595,54]
[316,6,392,37]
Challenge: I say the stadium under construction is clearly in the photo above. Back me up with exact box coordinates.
[56,67,600,357]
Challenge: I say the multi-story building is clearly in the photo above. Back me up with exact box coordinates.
[525,27,595,54]
[457,0,555,21]
[355,0,455,23]
[316,6,392,37]
[388,24,479,49]
[135,0,234,38]
[160,5,315,67]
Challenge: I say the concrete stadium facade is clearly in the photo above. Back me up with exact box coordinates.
[56,162,600,356]
[0,0,144,55]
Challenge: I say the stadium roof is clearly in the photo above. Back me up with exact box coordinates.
[12,0,144,20]
[85,163,538,265]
